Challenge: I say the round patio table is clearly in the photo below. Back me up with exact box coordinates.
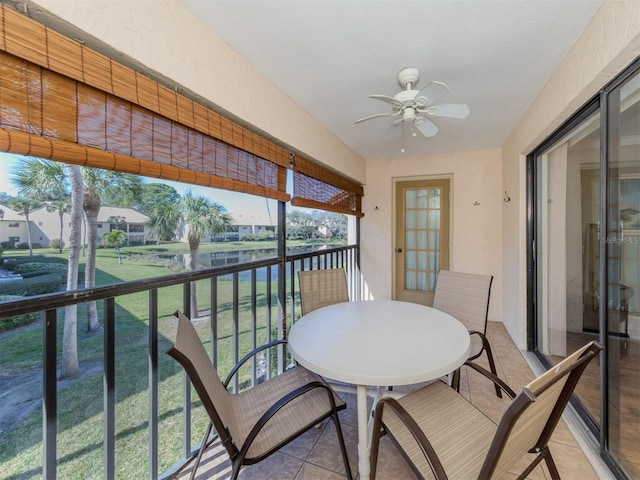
[288,300,471,480]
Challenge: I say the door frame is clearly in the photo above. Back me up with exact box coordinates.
[392,174,453,301]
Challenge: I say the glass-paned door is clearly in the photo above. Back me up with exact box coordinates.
[394,179,450,305]
[605,68,639,478]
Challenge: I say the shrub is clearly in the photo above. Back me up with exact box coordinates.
[3,256,67,269]
[14,262,68,274]
[0,273,63,296]
[16,242,30,250]
[50,238,65,250]
[0,295,41,333]
[1,241,15,249]
[243,230,276,241]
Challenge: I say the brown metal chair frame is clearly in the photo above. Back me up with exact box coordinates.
[433,270,502,398]
[370,341,603,480]
[167,311,353,480]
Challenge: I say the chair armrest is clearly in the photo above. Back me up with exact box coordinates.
[224,340,288,388]
[463,360,517,399]
[373,397,447,479]
[238,379,340,460]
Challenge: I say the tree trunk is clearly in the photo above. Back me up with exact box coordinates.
[60,166,83,379]
[58,210,64,253]
[188,235,200,317]
[84,190,101,332]
[24,211,33,256]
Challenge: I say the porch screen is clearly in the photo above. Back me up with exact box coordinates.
[291,155,364,217]
[0,5,289,201]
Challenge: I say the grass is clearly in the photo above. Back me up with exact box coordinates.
[0,242,311,479]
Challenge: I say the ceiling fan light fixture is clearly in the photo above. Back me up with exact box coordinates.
[403,107,416,122]
[426,105,439,116]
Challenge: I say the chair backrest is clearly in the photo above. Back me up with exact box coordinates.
[480,341,603,479]
[432,270,493,333]
[298,268,349,316]
[167,311,238,456]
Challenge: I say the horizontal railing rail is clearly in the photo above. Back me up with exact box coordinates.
[0,244,359,480]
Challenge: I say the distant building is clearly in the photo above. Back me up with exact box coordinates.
[0,204,28,248]
[19,205,153,249]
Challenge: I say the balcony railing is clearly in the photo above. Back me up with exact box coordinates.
[0,244,360,480]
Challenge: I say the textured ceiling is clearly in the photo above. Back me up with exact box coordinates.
[179,0,604,161]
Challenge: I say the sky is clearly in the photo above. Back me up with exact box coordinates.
[0,152,290,223]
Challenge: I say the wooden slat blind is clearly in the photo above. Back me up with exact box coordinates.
[0,5,289,201]
[291,155,364,217]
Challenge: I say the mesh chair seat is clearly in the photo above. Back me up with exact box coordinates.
[233,364,346,459]
[382,381,496,479]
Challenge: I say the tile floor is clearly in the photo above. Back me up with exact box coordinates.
[175,322,602,479]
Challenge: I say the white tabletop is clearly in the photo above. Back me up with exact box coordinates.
[288,300,471,387]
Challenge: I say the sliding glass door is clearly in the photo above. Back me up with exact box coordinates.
[530,59,639,479]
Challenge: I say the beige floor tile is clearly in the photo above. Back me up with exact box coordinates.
[294,462,349,479]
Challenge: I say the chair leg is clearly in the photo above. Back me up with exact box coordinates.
[481,335,502,398]
[370,406,385,480]
[543,447,561,480]
[331,413,354,480]
[451,368,461,392]
[189,422,212,480]
[230,461,242,480]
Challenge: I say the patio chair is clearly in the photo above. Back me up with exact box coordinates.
[433,269,502,397]
[167,310,353,480]
[370,341,603,480]
[298,268,350,316]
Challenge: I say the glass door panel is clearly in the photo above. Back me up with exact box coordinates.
[535,109,602,424]
[606,69,640,479]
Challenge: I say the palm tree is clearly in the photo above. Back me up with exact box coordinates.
[11,157,67,199]
[147,200,181,243]
[181,191,231,316]
[9,157,83,378]
[46,197,72,253]
[81,169,142,332]
[102,229,128,264]
[60,165,84,379]
[9,197,42,256]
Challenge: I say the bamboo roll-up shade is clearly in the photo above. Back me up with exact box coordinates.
[0,5,289,201]
[291,155,364,217]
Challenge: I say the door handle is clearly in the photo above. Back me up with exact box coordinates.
[395,248,402,253]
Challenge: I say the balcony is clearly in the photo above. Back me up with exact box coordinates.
[0,243,608,479]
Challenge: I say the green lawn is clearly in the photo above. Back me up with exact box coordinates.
[0,242,306,479]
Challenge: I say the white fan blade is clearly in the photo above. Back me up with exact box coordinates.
[429,103,470,119]
[414,117,439,138]
[383,118,404,138]
[369,94,402,106]
[415,81,449,105]
[355,112,399,124]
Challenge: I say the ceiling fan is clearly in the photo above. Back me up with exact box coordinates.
[355,67,470,151]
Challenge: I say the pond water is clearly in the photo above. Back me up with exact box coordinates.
[162,244,333,281]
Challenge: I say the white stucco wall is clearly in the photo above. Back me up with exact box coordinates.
[30,0,366,185]
[361,148,503,322]
[502,0,640,347]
